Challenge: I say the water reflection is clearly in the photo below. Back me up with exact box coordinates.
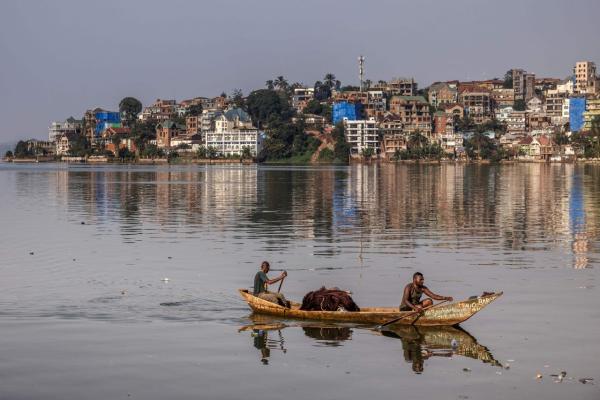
[240,316,499,372]
[9,163,600,266]
[379,325,501,374]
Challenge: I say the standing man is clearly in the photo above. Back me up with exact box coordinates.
[400,272,453,311]
[253,261,290,308]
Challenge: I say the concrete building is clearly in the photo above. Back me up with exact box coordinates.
[513,69,536,101]
[428,82,458,108]
[518,135,556,160]
[48,117,82,142]
[205,108,262,156]
[583,98,600,130]
[527,97,543,113]
[490,88,515,109]
[556,77,575,95]
[495,105,514,122]
[544,90,569,124]
[140,99,177,122]
[388,95,432,136]
[379,113,406,160]
[506,111,528,135]
[574,61,597,94]
[343,117,380,157]
[386,78,417,96]
[55,132,79,156]
[459,87,492,124]
[156,120,186,149]
[292,87,315,111]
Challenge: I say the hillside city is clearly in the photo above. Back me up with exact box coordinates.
[5,59,600,164]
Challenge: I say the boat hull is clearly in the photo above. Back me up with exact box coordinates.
[238,289,502,326]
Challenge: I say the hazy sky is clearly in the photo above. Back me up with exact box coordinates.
[1,0,599,141]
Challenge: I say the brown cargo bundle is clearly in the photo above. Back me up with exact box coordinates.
[300,287,360,312]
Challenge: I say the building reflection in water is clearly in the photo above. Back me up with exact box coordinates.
[21,164,599,263]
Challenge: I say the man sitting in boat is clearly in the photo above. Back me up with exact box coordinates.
[253,261,290,308]
[400,272,453,311]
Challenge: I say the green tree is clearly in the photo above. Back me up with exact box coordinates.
[265,80,274,90]
[503,70,513,89]
[14,141,32,158]
[408,131,429,150]
[464,132,499,160]
[5,150,13,158]
[206,146,218,159]
[187,103,203,117]
[332,122,350,163]
[274,76,288,92]
[246,89,292,128]
[231,89,245,109]
[119,97,143,126]
[241,146,252,160]
[361,147,375,159]
[514,99,526,111]
[314,81,332,101]
[324,73,336,89]
[303,99,324,115]
[68,135,92,157]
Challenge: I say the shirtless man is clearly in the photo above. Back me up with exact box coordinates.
[400,272,453,312]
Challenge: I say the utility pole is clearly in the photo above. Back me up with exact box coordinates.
[358,55,365,92]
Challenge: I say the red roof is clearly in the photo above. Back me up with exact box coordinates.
[106,127,131,135]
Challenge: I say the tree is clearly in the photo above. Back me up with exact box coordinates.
[303,99,324,115]
[187,103,203,117]
[503,70,513,89]
[553,132,569,146]
[324,73,336,89]
[361,147,375,159]
[364,79,372,89]
[231,89,245,109]
[246,89,292,128]
[314,81,331,101]
[206,146,218,159]
[408,132,429,150]
[119,97,143,126]
[241,146,252,160]
[464,132,498,160]
[332,122,350,163]
[274,76,288,92]
[14,141,32,158]
[514,99,526,111]
[4,150,13,158]
[265,80,274,90]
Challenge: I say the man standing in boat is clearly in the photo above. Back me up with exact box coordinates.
[400,272,453,311]
[253,261,290,308]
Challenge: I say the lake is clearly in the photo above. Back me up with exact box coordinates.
[0,162,598,400]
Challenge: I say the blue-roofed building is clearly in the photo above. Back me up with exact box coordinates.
[94,111,121,138]
[332,101,363,125]
[569,97,586,132]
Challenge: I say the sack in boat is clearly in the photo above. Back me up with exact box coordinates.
[300,287,360,312]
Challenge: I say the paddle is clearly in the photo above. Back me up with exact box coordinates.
[377,299,449,330]
[277,272,286,293]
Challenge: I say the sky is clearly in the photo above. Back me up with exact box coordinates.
[1,0,599,142]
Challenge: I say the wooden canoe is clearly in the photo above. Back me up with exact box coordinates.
[238,289,502,326]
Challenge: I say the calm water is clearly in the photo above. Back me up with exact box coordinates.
[0,162,598,400]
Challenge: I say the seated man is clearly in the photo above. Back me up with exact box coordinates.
[400,272,453,312]
[253,261,290,308]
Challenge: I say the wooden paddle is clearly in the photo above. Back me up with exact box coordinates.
[377,299,449,330]
[277,272,286,293]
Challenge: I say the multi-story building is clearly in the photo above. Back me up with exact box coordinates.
[583,98,600,130]
[428,82,458,108]
[48,117,82,142]
[459,87,492,124]
[388,95,432,136]
[343,117,380,157]
[490,88,515,109]
[495,105,514,122]
[527,97,543,113]
[528,113,552,131]
[55,132,79,156]
[513,69,536,101]
[574,61,597,94]
[386,78,417,96]
[156,120,186,149]
[443,103,465,120]
[556,77,575,95]
[292,87,315,111]
[140,99,177,122]
[506,111,528,135]
[544,90,569,124]
[569,97,587,132]
[204,108,262,157]
[379,114,405,160]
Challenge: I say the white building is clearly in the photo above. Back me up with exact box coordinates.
[292,87,315,111]
[49,117,82,142]
[495,106,514,122]
[204,108,263,156]
[343,117,380,157]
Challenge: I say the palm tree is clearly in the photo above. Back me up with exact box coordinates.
[377,80,387,86]
[274,76,288,91]
[265,80,274,90]
[408,131,429,149]
[364,79,372,89]
[324,73,336,89]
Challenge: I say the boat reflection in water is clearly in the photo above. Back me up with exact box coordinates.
[379,325,501,374]
[240,315,500,372]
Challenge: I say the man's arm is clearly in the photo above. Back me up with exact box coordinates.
[401,284,419,311]
[266,271,287,286]
[423,287,453,302]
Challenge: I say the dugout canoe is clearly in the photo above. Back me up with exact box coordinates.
[238,289,502,326]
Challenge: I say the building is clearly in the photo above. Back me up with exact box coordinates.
[48,117,82,142]
[506,111,528,135]
[527,97,543,112]
[490,88,515,109]
[459,87,492,124]
[544,90,568,121]
[496,105,514,122]
[443,103,465,120]
[380,114,406,159]
[140,99,177,122]
[386,78,417,96]
[556,77,575,95]
[428,82,458,108]
[343,117,380,157]
[156,120,186,149]
[583,98,600,130]
[528,113,552,131]
[25,139,55,156]
[292,87,315,111]
[574,61,597,94]
[513,69,536,101]
[569,97,587,132]
[333,101,363,124]
[388,95,432,136]
[518,135,556,160]
[55,132,79,155]
[94,111,121,140]
[204,107,262,157]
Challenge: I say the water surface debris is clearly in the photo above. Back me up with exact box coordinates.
[462,368,471,372]
[536,373,543,380]
[29,252,34,255]
[161,278,170,282]
[579,378,594,384]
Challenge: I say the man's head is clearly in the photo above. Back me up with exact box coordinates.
[261,261,270,273]
[413,272,424,287]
